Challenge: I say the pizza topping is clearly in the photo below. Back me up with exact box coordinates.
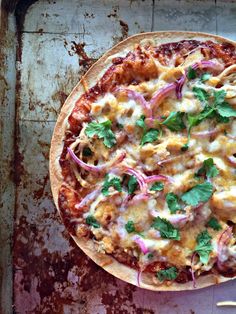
[166,192,182,214]
[194,230,212,264]
[156,267,178,282]
[207,217,222,231]
[101,174,122,196]
[152,217,180,240]
[181,182,213,206]
[86,215,100,228]
[58,39,236,287]
[195,158,219,178]
[85,120,117,148]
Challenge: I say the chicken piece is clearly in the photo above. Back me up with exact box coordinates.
[211,187,236,223]
[94,202,118,226]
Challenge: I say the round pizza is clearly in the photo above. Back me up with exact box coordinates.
[50,32,236,290]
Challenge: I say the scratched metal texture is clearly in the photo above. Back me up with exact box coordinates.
[1,0,236,313]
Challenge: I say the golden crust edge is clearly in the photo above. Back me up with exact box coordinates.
[49,31,236,291]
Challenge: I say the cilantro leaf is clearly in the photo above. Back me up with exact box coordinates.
[214,90,226,105]
[193,87,210,102]
[162,112,186,132]
[194,230,212,264]
[141,129,159,146]
[85,120,116,148]
[150,182,164,192]
[196,158,219,178]
[216,101,236,118]
[147,253,154,259]
[152,217,180,240]
[166,192,181,214]
[86,215,100,228]
[127,176,138,195]
[102,175,122,196]
[187,66,197,80]
[136,115,146,130]
[187,105,214,128]
[207,217,222,231]
[125,220,136,233]
[156,267,178,282]
[181,182,213,206]
[200,73,211,82]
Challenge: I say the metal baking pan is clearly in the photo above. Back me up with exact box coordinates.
[1,0,236,313]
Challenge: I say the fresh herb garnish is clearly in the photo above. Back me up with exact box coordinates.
[162,111,186,132]
[207,217,222,231]
[181,182,213,206]
[156,267,178,282]
[194,230,212,264]
[136,115,160,146]
[147,253,154,259]
[187,66,197,80]
[125,220,136,233]
[136,115,146,130]
[200,73,211,82]
[193,87,210,103]
[86,215,100,228]
[166,192,181,214]
[196,158,219,178]
[141,129,160,146]
[85,120,116,148]
[127,176,138,195]
[101,174,122,196]
[150,182,164,192]
[83,147,92,156]
[152,217,180,240]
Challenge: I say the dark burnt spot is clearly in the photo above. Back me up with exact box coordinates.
[70,41,97,73]
[13,140,25,186]
[33,174,49,200]
[107,8,118,18]
[84,12,94,19]
[119,20,129,39]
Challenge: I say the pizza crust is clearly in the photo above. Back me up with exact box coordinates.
[49,31,236,291]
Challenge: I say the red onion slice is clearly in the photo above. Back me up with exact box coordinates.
[128,193,149,206]
[191,60,224,74]
[217,227,233,270]
[67,147,126,173]
[115,87,152,118]
[124,167,148,193]
[134,236,149,254]
[190,252,197,288]
[176,74,186,99]
[149,82,176,109]
[75,188,101,210]
[227,156,236,167]
[145,174,172,184]
[191,129,219,138]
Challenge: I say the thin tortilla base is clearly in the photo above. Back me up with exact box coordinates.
[49,31,236,291]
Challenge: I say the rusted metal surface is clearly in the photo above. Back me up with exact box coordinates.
[1,0,236,313]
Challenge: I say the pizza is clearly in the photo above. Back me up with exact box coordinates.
[50,32,236,291]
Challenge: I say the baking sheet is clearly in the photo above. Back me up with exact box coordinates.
[1,1,236,313]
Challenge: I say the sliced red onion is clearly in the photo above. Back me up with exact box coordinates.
[217,227,233,270]
[115,87,152,118]
[75,188,101,210]
[149,83,176,109]
[190,252,197,288]
[137,270,142,287]
[191,129,219,138]
[134,236,149,255]
[128,193,149,206]
[167,214,188,226]
[227,156,236,167]
[191,60,224,73]
[124,167,147,193]
[67,147,126,173]
[176,74,186,99]
[145,174,171,183]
